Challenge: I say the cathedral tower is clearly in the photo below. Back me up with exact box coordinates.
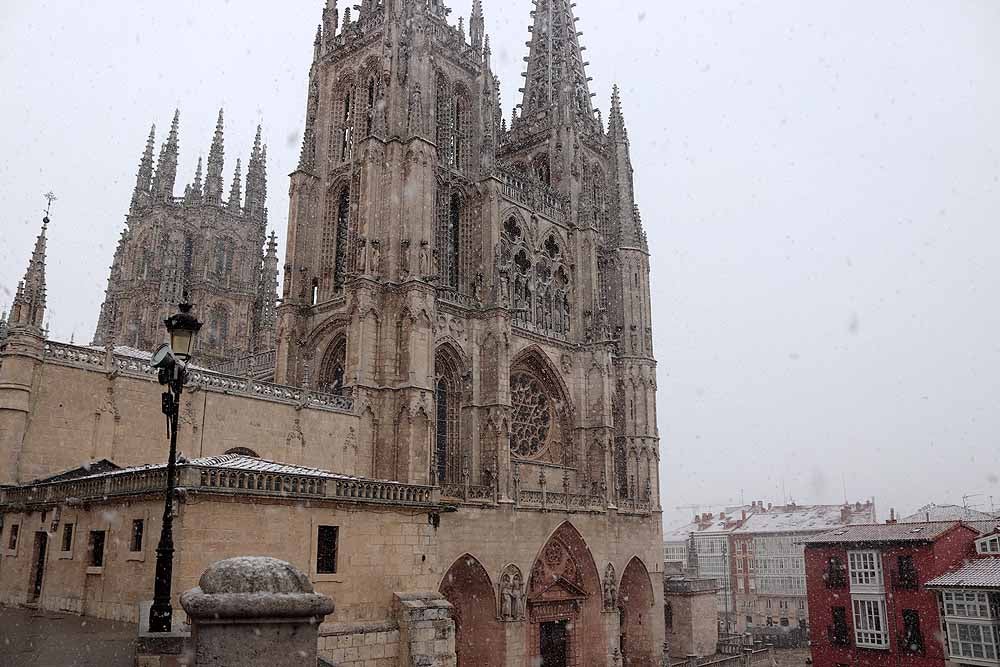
[278,0,658,504]
[93,111,279,370]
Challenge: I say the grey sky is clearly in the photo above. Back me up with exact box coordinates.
[2,1,999,525]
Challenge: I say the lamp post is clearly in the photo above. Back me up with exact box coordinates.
[148,301,202,633]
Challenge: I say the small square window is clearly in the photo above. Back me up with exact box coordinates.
[61,523,74,553]
[130,519,144,553]
[316,525,339,575]
[89,530,106,568]
[8,524,20,551]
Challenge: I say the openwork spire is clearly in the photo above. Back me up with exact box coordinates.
[131,123,156,211]
[608,84,627,140]
[228,158,243,212]
[245,126,268,223]
[517,0,595,127]
[11,195,52,332]
[205,108,226,205]
[189,156,204,201]
[470,0,484,51]
[153,110,180,201]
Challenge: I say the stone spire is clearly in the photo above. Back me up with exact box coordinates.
[188,156,204,203]
[152,110,180,201]
[470,0,484,51]
[298,30,321,173]
[228,158,243,212]
[608,84,627,141]
[255,230,280,351]
[517,0,594,126]
[204,109,226,205]
[323,0,339,49]
[130,123,156,212]
[245,126,267,224]
[10,206,49,332]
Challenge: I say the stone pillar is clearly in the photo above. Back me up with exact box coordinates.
[393,591,456,667]
[179,557,335,667]
[503,621,527,667]
[603,609,622,666]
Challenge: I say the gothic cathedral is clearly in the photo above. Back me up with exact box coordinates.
[278,0,659,508]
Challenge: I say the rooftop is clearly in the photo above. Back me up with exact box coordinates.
[901,503,996,523]
[805,521,968,545]
[733,503,876,535]
[926,558,1000,589]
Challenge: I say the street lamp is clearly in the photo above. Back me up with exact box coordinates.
[148,300,202,633]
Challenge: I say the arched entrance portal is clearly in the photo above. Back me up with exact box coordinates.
[528,523,602,666]
[439,554,505,667]
[619,557,656,667]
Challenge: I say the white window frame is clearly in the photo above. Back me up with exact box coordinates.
[976,536,1000,555]
[946,620,1000,662]
[943,590,993,619]
[852,596,890,649]
[848,550,884,592]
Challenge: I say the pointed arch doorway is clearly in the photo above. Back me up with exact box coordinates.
[527,523,603,667]
[618,557,657,667]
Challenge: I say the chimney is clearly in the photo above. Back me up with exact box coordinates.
[841,506,851,523]
[742,510,747,522]
[767,503,772,511]
[886,508,897,525]
[720,512,727,520]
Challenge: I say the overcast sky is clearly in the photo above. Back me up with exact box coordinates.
[2,1,999,525]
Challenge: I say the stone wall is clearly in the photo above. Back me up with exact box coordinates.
[7,349,359,485]
[318,622,401,666]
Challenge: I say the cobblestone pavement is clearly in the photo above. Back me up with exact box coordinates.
[0,606,136,667]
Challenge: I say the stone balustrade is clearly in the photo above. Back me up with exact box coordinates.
[0,460,438,510]
[42,340,354,414]
[493,165,569,221]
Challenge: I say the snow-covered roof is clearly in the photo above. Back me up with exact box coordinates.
[926,558,1000,589]
[733,504,876,535]
[805,521,968,545]
[901,503,995,523]
[27,454,364,487]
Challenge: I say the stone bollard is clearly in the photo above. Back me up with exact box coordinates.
[180,557,335,667]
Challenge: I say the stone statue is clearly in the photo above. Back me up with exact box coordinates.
[371,241,382,277]
[603,563,618,610]
[511,572,524,619]
[500,573,513,620]
[419,241,430,276]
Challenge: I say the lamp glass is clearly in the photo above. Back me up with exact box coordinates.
[170,329,194,360]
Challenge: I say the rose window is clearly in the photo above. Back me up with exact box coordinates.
[510,373,552,458]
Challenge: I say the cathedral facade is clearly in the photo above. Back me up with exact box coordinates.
[92,110,279,370]
[0,1,664,665]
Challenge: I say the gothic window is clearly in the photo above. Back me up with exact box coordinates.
[365,76,376,136]
[510,372,551,459]
[334,188,350,287]
[453,89,472,173]
[318,334,347,395]
[437,190,462,291]
[183,236,194,275]
[207,305,230,354]
[323,186,351,292]
[340,90,354,161]
[435,74,451,165]
[434,349,463,484]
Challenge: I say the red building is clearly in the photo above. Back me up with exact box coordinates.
[804,521,981,667]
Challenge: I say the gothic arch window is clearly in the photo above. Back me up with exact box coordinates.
[318,334,348,395]
[365,76,377,135]
[435,73,451,164]
[437,189,463,291]
[339,87,354,161]
[434,348,463,485]
[453,86,471,172]
[207,305,230,355]
[322,186,351,291]
[225,447,259,458]
[509,352,572,465]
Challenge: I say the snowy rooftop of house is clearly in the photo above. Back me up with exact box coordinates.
[663,506,754,541]
[926,558,1000,589]
[901,503,995,523]
[732,503,876,535]
[804,521,967,545]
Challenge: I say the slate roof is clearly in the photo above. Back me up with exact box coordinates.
[733,504,876,535]
[926,558,1000,589]
[804,521,965,545]
[902,503,995,523]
